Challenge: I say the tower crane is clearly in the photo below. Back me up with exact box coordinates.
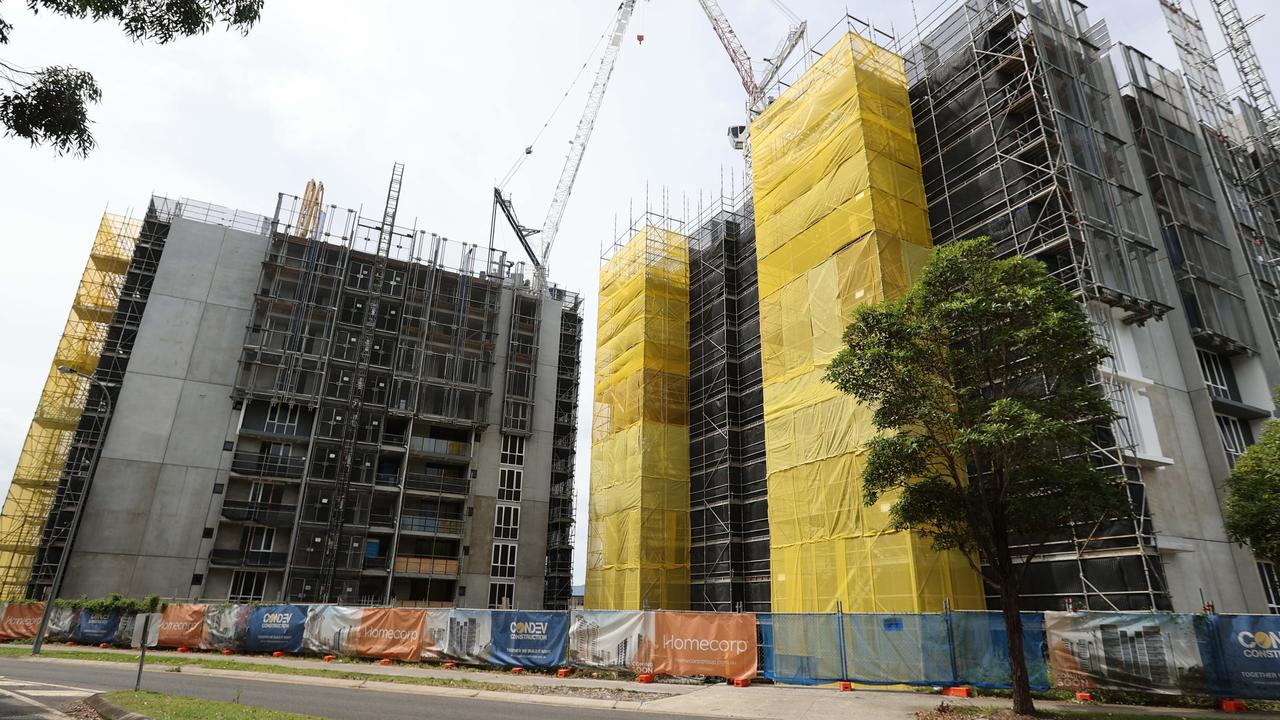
[697,0,806,150]
[494,0,636,290]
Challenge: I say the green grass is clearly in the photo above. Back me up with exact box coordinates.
[104,690,322,719]
[0,646,661,699]
[928,705,1236,720]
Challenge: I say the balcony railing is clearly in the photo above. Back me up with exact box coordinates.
[393,556,460,576]
[404,473,470,495]
[406,437,470,458]
[374,472,401,487]
[209,548,288,568]
[400,514,463,535]
[363,555,388,571]
[382,431,407,446]
[369,512,397,528]
[219,500,296,527]
[230,452,305,480]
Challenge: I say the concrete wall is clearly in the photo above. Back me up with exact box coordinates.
[63,217,266,599]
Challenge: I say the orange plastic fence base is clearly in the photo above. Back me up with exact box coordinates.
[99,643,110,649]
[272,651,285,658]
[379,658,394,666]
[557,668,572,678]
[941,687,972,698]
[839,682,853,692]
[222,649,235,656]
[176,647,190,653]
[1074,692,1093,702]
[323,655,336,663]
[511,667,524,674]
[637,673,655,684]
[443,662,457,669]
[1218,699,1247,713]
[733,678,751,688]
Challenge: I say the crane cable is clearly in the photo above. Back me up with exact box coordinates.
[498,11,619,190]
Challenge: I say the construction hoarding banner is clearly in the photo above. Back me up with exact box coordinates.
[490,610,568,667]
[74,610,120,645]
[1045,611,1206,694]
[649,611,757,681]
[842,613,951,686]
[1199,614,1280,699]
[303,605,359,657]
[444,609,492,665]
[350,608,425,662]
[245,605,307,654]
[156,604,206,649]
[44,604,79,642]
[0,603,43,640]
[421,609,450,661]
[569,610,648,671]
[203,605,251,650]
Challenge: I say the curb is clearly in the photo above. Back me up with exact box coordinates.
[85,693,150,720]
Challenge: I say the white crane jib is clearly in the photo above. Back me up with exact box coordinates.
[533,0,636,289]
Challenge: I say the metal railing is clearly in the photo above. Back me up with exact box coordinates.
[400,514,464,535]
[230,451,306,479]
[208,548,288,568]
[219,500,296,527]
[393,556,460,576]
[406,437,470,457]
[404,473,470,495]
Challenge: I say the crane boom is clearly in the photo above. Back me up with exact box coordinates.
[1208,0,1280,152]
[697,0,759,99]
[755,21,806,110]
[536,0,636,284]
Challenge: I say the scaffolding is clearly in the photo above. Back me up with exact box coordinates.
[750,30,985,613]
[683,186,770,612]
[544,288,583,610]
[587,219,691,610]
[904,0,1172,611]
[0,214,139,599]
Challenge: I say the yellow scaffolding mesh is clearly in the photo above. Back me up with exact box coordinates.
[587,224,691,610]
[750,32,985,613]
[0,214,139,600]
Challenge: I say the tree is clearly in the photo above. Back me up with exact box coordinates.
[1,0,263,156]
[823,237,1128,715]
[1223,414,1280,565]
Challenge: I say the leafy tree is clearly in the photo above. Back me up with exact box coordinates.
[1223,414,1280,565]
[1,0,263,156]
[824,237,1128,715]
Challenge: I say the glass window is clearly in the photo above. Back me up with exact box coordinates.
[490,542,517,579]
[1216,414,1250,468]
[1260,561,1280,614]
[1198,350,1233,400]
[501,435,526,466]
[494,504,520,540]
[229,571,266,602]
[264,403,300,435]
[488,581,514,609]
[498,468,522,503]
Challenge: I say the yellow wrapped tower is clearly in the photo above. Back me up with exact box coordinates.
[587,225,691,610]
[751,32,985,612]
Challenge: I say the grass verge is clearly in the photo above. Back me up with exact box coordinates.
[918,702,1242,720]
[0,646,664,701]
[103,690,321,719]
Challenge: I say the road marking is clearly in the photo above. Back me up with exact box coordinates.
[0,688,65,720]
[22,689,91,697]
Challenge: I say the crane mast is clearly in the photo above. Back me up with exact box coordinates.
[533,0,636,288]
[1209,0,1280,153]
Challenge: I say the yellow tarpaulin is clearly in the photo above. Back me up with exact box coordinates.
[751,32,985,613]
[587,226,691,610]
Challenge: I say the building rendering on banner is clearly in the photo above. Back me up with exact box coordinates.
[0,169,583,610]
[588,0,1280,616]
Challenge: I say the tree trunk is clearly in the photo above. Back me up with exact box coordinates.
[998,582,1035,715]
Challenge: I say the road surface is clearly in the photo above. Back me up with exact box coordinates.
[0,657,718,719]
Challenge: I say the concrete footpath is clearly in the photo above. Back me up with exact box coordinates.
[6,643,1280,719]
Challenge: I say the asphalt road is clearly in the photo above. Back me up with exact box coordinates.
[0,656,716,719]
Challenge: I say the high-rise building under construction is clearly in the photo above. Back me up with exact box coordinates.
[589,0,1280,615]
[0,173,582,610]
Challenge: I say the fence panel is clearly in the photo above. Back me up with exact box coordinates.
[761,613,844,684]
[843,613,952,686]
[1044,611,1206,694]
[951,611,1049,690]
[1196,614,1280,700]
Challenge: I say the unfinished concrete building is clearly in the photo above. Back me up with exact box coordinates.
[0,171,582,610]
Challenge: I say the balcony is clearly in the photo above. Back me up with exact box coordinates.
[393,556,460,577]
[230,451,305,480]
[400,514,464,536]
[382,431,407,447]
[374,472,401,489]
[406,437,470,462]
[404,472,470,496]
[219,500,296,527]
[369,511,397,529]
[363,555,389,571]
[209,548,287,568]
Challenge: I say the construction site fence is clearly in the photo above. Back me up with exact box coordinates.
[1,603,1276,697]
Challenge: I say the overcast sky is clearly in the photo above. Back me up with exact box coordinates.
[1,0,1276,589]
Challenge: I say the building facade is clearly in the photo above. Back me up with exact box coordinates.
[0,178,582,610]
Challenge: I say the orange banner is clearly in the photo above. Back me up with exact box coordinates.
[0,603,45,640]
[156,604,206,649]
[350,608,425,662]
[649,611,757,680]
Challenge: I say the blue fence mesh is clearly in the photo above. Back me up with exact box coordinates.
[760,611,1049,689]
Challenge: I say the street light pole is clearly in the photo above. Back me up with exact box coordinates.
[32,366,113,655]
